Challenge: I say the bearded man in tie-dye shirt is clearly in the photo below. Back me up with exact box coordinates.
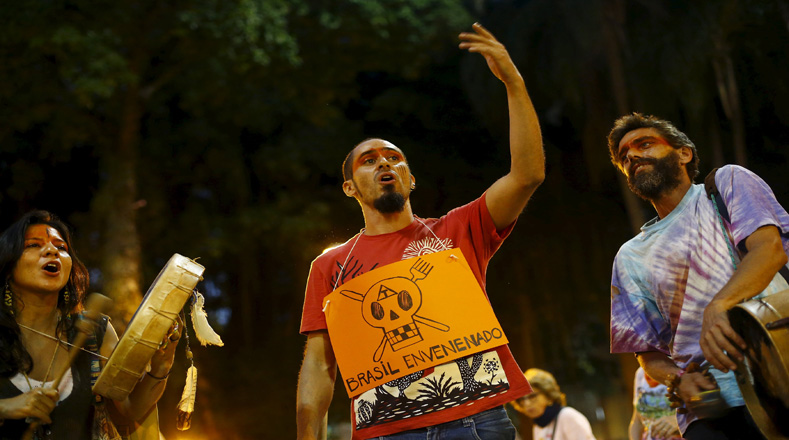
[607,113,789,440]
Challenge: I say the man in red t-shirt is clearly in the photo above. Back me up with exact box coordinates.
[296,23,545,440]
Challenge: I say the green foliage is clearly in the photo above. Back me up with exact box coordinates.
[33,27,134,109]
[177,0,305,67]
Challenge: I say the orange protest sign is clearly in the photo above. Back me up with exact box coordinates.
[323,249,508,397]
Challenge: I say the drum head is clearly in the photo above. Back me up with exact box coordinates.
[729,294,789,438]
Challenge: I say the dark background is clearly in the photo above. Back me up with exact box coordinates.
[2,0,788,438]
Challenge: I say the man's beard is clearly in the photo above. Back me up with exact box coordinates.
[627,151,684,201]
[373,189,406,213]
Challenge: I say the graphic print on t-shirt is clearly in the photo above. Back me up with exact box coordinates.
[402,237,453,258]
[340,258,450,362]
[331,255,379,289]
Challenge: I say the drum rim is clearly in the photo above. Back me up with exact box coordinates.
[730,294,789,438]
[92,253,205,400]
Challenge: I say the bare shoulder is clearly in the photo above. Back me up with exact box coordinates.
[99,321,120,361]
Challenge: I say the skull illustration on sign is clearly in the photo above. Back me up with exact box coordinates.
[341,258,450,362]
[363,276,423,352]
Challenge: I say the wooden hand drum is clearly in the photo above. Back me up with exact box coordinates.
[729,289,789,439]
[93,254,205,401]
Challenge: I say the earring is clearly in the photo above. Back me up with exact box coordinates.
[410,184,416,190]
[62,287,70,305]
[4,281,13,316]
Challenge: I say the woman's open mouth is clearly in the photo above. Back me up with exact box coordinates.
[42,261,61,275]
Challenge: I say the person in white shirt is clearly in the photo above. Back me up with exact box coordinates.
[510,369,596,440]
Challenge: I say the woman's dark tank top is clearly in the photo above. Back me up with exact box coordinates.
[0,316,108,440]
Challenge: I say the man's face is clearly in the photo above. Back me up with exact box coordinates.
[345,139,413,213]
[10,224,72,296]
[617,128,685,200]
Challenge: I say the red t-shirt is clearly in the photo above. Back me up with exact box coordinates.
[300,194,532,439]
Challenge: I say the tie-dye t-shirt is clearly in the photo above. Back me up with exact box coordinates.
[610,165,789,433]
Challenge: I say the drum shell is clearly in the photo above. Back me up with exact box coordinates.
[728,289,789,438]
[92,254,205,401]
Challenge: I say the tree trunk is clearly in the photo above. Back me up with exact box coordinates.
[708,117,726,168]
[712,48,747,166]
[97,81,144,334]
[780,1,789,33]
[602,0,647,234]
[236,248,257,348]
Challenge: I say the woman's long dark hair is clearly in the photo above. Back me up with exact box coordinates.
[0,210,89,377]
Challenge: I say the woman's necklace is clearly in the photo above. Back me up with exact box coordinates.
[21,329,61,391]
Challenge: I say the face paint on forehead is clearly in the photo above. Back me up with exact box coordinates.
[617,135,671,162]
[618,128,671,151]
[622,136,670,149]
[24,225,67,247]
[351,147,405,174]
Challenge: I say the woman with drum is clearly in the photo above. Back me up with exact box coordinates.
[0,210,178,439]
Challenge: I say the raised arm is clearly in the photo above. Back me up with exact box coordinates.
[297,331,337,440]
[459,23,545,230]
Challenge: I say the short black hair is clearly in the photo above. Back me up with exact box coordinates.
[608,113,699,180]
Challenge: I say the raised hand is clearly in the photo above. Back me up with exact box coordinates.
[458,23,522,86]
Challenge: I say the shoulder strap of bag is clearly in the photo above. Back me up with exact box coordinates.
[704,167,789,282]
[704,168,729,222]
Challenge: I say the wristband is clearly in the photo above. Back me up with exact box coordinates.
[666,362,703,414]
[146,370,170,381]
